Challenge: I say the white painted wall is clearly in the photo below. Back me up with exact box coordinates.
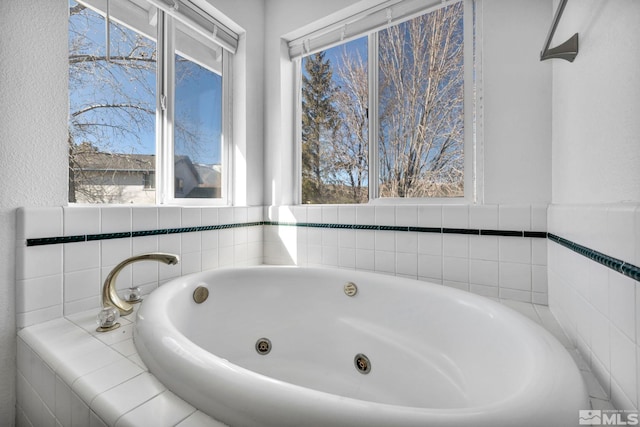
[203,0,266,206]
[0,1,69,423]
[551,0,640,205]
[547,0,640,412]
[481,0,552,205]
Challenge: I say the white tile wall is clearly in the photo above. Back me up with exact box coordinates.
[15,206,264,327]
[15,203,556,422]
[16,299,611,427]
[418,205,442,227]
[264,204,547,303]
[548,203,640,412]
[469,205,498,229]
[442,205,468,228]
[17,203,549,324]
[396,205,417,227]
[15,210,64,329]
[28,203,640,424]
[17,315,227,427]
[498,205,531,231]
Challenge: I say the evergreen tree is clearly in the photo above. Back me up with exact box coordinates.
[301,52,339,203]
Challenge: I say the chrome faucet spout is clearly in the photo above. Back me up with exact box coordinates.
[102,252,179,316]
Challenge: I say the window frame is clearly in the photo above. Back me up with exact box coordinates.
[157,13,232,206]
[294,0,479,205]
[69,0,233,206]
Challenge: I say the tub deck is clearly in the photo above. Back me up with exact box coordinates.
[17,298,607,427]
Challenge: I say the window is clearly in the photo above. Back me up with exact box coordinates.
[68,0,236,205]
[68,1,157,204]
[301,37,369,204]
[174,24,224,200]
[295,0,473,204]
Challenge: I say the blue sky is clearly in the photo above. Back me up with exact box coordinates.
[69,0,222,165]
[175,56,223,165]
[303,36,367,87]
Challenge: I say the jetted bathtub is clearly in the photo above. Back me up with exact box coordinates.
[134,266,588,427]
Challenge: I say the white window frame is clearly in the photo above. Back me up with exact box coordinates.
[157,15,233,206]
[71,0,235,206]
[292,0,480,205]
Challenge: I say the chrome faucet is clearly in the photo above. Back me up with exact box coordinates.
[102,252,180,316]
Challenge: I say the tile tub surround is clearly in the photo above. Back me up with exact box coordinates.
[548,204,640,413]
[17,204,550,326]
[16,308,227,427]
[19,202,640,420]
[15,206,264,328]
[264,204,549,304]
[16,301,611,427]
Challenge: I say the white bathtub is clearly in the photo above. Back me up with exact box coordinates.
[134,266,588,427]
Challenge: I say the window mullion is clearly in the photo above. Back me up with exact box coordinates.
[467,0,480,204]
[293,57,302,205]
[368,32,379,202]
[222,49,233,204]
[155,11,166,204]
[156,12,176,204]
[165,16,176,204]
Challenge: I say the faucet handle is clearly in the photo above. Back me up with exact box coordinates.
[96,306,121,332]
[124,286,143,303]
[101,252,180,319]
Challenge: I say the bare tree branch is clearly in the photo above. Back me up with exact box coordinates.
[69,54,156,65]
[71,103,155,118]
[377,2,464,197]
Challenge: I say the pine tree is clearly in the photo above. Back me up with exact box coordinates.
[301,52,339,203]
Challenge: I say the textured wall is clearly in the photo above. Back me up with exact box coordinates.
[0,0,69,424]
[482,0,553,204]
[548,0,640,411]
[204,0,266,206]
[551,0,640,204]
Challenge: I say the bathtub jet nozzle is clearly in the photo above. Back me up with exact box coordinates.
[101,252,180,318]
[344,282,358,297]
[354,353,371,374]
[255,338,272,355]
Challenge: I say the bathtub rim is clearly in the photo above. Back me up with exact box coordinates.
[134,265,589,427]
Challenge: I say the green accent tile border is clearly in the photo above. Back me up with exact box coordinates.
[263,222,547,237]
[23,219,639,283]
[26,222,263,247]
[548,233,640,282]
[25,220,545,247]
